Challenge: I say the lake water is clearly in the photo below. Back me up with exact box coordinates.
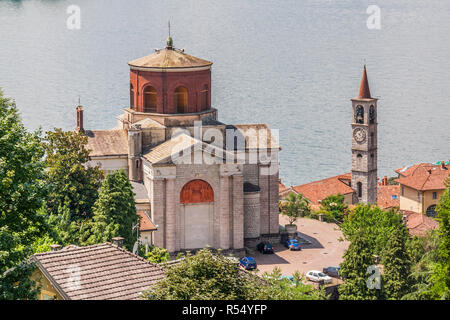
[0,0,449,186]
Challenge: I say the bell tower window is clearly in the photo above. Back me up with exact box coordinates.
[175,86,188,113]
[201,85,209,111]
[355,105,364,124]
[130,84,135,110]
[369,105,375,124]
[357,182,363,198]
[144,86,157,113]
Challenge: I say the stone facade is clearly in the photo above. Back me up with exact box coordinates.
[84,38,280,253]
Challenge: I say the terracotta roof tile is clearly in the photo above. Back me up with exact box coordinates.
[129,48,212,69]
[397,163,449,191]
[377,185,400,209]
[86,130,128,157]
[400,210,439,237]
[32,243,164,300]
[292,173,354,205]
[138,211,157,232]
[357,65,371,99]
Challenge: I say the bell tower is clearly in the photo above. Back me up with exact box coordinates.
[351,65,378,204]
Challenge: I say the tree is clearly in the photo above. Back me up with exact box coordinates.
[382,227,411,299]
[338,231,381,300]
[138,245,170,264]
[429,178,450,299]
[88,170,139,251]
[43,128,104,220]
[320,194,348,222]
[341,205,404,261]
[0,89,48,299]
[279,193,310,226]
[142,248,324,300]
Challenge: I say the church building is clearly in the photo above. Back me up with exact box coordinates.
[77,36,281,254]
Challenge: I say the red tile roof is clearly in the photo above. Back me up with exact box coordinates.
[292,173,354,205]
[377,185,400,209]
[401,210,439,237]
[396,163,449,191]
[32,243,165,300]
[357,65,371,99]
[138,211,157,232]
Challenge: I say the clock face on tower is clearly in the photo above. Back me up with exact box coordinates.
[353,128,367,143]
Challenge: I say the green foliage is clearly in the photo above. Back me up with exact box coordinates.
[341,205,404,261]
[142,248,324,300]
[279,193,310,225]
[403,231,440,299]
[319,194,348,222]
[429,179,450,299]
[138,245,170,264]
[338,231,380,300]
[0,261,40,300]
[87,170,139,251]
[43,128,104,219]
[0,90,50,299]
[382,227,411,299]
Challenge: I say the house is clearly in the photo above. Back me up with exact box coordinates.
[395,161,449,216]
[401,210,439,237]
[376,176,400,210]
[30,239,165,300]
[79,36,281,254]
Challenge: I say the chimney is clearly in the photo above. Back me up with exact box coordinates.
[382,176,388,186]
[50,244,62,252]
[441,161,447,170]
[76,106,84,132]
[112,237,124,248]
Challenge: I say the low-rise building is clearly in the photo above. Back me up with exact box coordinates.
[396,161,449,217]
[30,239,164,300]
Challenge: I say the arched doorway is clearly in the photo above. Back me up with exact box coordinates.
[426,205,437,218]
[180,180,214,249]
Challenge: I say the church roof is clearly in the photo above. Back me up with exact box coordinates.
[226,124,280,150]
[128,48,212,70]
[86,130,128,157]
[357,65,372,99]
[142,133,231,165]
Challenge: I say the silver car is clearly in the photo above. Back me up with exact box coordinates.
[306,270,332,284]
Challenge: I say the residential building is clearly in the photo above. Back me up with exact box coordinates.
[30,239,165,300]
[396,161,449,216]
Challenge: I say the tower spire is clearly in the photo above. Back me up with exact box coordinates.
[357,65,371,99]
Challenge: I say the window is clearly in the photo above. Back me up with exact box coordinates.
[369,105,375,124]
[357,182,362,198]
[401,187,404,196]
[130,84,135,109]
[392,195,398,200]
[143,86,157,112]
[174,86,188,113]
[432,192,437,199]
[370,132,374,146]
[200,85,209,110]
[355,105,364,124]
[417,192,421,203]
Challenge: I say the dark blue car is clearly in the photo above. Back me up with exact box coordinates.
[284,239,301,251]
[240,257,257,270]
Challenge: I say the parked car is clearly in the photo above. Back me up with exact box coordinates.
[284,239,301,251]
[323,266,341,278]
[306,270,332,284]
[239,257,257,270]
[257,242,274,254]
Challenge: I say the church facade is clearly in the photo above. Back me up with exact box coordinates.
[78,37,280,253]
